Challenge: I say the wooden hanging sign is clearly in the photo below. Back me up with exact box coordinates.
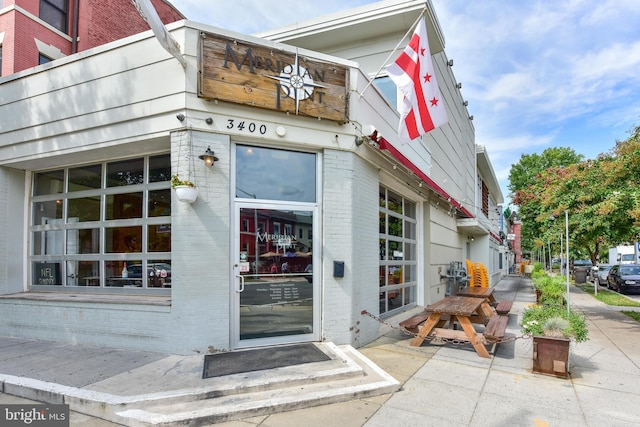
[198,32,349,123]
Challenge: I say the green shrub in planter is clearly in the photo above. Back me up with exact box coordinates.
[521,304,588,342]
[531,269,548,282]
[539,275,567,306]
[531,273,551,290]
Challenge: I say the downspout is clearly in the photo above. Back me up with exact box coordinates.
[72,0,80,53]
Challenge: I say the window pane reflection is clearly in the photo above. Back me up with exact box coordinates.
[236,145,316,202]
[32,200,63,226]
[106,226,141,253]
[149,154,171,183]
[379,212,386,234]
[69,165,102,191]
[388,190,403,214]
[149,190,171,217]
[388,215,402,237]
[106,193,143,219]
[149,260,171,287]
[68,196,101,222]
[75,261,100,286]
[107,158,144,187]
[148,224,171,252]
[34,170,64,195]
[379,186,386,208]
[78,229,100,253]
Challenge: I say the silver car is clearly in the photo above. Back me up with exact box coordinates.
[593,264,612,287]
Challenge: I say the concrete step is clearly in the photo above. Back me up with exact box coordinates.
[113,344,400,426]
[2,342,400,426]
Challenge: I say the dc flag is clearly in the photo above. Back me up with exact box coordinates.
[386,18,448,144]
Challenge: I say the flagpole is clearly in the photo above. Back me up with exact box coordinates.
[132,0,187,68]
[358,7,427,97]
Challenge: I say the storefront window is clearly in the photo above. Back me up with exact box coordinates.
[379,186,417,315]
[235,145,316,202]
[29,154,171,292]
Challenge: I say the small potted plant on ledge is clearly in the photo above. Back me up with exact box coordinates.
[521,303,588,378]
[171,174,198,203]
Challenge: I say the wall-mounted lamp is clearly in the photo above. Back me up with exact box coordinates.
[463,100,468,106]
[468,236,475,242]
[447,59,454,66]
[199,146,219,167]
[456,83,462,89]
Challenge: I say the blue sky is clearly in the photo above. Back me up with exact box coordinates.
[169,0,640,206]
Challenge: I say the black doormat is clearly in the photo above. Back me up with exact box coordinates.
[202,343,330,379]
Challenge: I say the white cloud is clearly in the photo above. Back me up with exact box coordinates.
[571,41,640,82]
[171,0,371,34]
[169,0,640,205]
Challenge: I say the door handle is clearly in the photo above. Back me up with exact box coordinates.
[236,274,245,293]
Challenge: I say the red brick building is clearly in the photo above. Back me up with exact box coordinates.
[508,211,523,268]
[0,0,183,76]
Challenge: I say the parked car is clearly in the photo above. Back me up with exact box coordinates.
[593,264,613,287]
[128,263,171,279]
[607,264,640,294]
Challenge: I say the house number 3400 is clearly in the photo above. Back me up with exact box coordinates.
[226,119,267,135]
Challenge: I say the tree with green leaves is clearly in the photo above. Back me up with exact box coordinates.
[508,147,584,197]
[511,126,640,264]
[509,147,584,255]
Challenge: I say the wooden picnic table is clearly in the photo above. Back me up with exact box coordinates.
[410,295,495,358]
[456,286,497,303]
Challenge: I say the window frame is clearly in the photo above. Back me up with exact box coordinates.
[39,0,69,34]
[29,154,172,294]
[379,185,418,316]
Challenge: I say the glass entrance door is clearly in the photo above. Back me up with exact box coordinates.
[233,205,317,347]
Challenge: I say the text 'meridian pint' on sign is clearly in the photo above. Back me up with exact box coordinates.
[198,33,349,123]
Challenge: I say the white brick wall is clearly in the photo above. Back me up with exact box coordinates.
[169,130,232,353]
[322,149,379,347]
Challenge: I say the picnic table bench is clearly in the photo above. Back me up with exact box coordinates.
[495,300,513,315]
[400,312,449,333]
[483,314,509,341]
[409,296,498,358]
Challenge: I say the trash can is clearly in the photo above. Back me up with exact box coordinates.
[523,265,534,276]
[573,266,589,284]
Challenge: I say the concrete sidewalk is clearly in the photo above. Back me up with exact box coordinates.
[2,275,640,426]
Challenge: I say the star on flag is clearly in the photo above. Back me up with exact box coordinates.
[386,18,448,144]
